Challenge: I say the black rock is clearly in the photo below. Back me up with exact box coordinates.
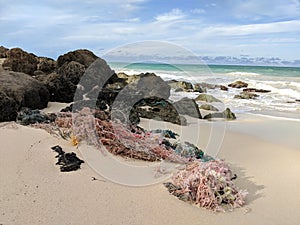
[130,96,186,125]
[0,70,50,122]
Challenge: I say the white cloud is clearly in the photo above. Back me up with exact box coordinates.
[190,8,205,14]
[233,0,300,20]
[202,20,300,36]
[155,8,185,22]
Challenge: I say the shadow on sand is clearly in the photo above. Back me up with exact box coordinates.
[229,163,265,205]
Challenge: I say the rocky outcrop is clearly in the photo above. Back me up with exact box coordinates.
[131,97,186,125]
[242,88,271,93]
[203,108,236,120]
[2,48,38,75]
[0,46,8,58]
[173,97,202,119]
[168,80,193,91]
[37,52,114,103]
[57,49,98,68]
[36,57,57,74]
[0,70,49,121]
[199,104,219,111]
[234,92,259,100]
[195,94,222,103]
[228,80,248,88]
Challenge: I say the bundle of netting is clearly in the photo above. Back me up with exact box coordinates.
[54,108,188,162]
[165,160,248,212]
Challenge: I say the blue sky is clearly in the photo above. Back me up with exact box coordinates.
[1,0,300,64]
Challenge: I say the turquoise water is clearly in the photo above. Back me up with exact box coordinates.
[108,62,300,119]
[109,62,300,78]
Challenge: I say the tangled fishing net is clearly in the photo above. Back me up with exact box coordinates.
[26,107,247,211]
[165,160,248,212]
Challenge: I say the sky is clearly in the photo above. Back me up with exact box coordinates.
[1,0,300,65]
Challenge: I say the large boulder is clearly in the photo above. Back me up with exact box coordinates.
[130,97,186,125]
[228,80,248,88]
[136,73,170,99]
[2,48,38,75]
[57,49,98,68]
[0,91,18,122]
[0,46,8,58]
[195,94,222,103]
[0,70,49,121]
[173,97,202,119]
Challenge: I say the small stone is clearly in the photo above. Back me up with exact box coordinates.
[228,80,248,88]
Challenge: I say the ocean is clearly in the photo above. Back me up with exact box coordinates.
[108,62,300,120]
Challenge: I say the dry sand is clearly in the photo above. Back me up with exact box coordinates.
[1,104,300,225]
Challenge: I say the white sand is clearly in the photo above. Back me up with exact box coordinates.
[1,105,300,225]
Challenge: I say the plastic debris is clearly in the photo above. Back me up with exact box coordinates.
[166,160,248,212]
[28,107,247,211]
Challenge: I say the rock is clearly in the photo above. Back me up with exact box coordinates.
[228,80,248,88]
[57,49,98,68]
[105,82,126,91]
[115,72,171,99]
[173,97,202,119]
[0,91,18,122]
[199,104,219,111]
[37,58,116,102]
[136,73,171,99]
[203,108,236,120]
[194,82,217,90]
[168,80,193,91]
[2,48,38,75]
[130,97,186,125]
[242,88,271,93]
[234,92,259,99]
[37,73,72,102]
[117,72,140,84]
[220,85,229,91]
[36,57,56,74]
[175,88,184,92]
[58,61,85,84]
[0,46,9,58]
[195,94,222,103]
[0,70,49,121]
[193,83,206,93]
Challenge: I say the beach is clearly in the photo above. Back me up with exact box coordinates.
[1,103,299,225]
